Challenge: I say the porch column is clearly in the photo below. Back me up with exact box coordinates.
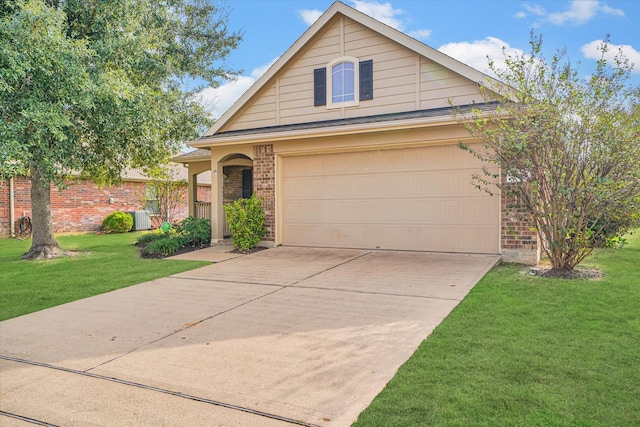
[187,169,197,217]
[210,157,225,242]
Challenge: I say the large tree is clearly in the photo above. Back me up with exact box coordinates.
[456,34,640,272]
[0,0,240,259]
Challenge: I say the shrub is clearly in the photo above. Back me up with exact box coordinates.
[177,216,211,246]
[135,231,165,245]
[141,235,190,257]
[223,194,267,252]
[101,211,133,233]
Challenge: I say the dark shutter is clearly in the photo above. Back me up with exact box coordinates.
[242,169,253,199]
[314,68,326,106]
[359,60,373,101]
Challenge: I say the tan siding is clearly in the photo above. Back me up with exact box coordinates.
[221,84,277,132]
[278,19,343,123]
[219,15,485,133]
[420,58,483,108]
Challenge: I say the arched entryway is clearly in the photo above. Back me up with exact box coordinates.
[219,154,254,238]
[171,149,254,243]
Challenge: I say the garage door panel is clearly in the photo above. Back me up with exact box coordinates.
[283,170,482,200]
[281,145,499,254]
[284,145,488,177]
[284,196,494,225]
[283,223,497,252]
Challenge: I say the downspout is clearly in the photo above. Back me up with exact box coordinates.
[9,176,15,238]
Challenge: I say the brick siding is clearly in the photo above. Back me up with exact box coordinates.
[253,144,275,241]
[0,177,210,237]
[500,177,538,251]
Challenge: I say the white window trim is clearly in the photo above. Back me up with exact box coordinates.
[326,56,359,109]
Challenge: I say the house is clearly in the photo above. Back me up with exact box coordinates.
[0,166,211,238]
[172,1,539,264]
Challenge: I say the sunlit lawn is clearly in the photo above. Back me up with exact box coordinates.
[0,232,209,321]
[354,233,640,426]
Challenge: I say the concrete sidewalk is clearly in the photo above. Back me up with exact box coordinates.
[0,247,499,426]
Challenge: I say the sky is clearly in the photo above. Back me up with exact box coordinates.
[195,0,640,119]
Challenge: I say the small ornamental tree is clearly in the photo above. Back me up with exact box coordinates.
[140,167,188,228]
[454,34,640,272]
[223,194,267,252]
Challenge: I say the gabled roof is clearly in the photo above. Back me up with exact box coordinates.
[196,1,505,143]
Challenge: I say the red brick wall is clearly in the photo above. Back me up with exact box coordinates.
[0,177,210,237]
[500,176,539,262]
[0,176,31,236]
[197,186,211,204]
[253,144,275,241]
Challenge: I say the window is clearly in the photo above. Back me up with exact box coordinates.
[314,57,373,108]
[242,169,253,199]
[145,185,160,215]
[332,62,355,103]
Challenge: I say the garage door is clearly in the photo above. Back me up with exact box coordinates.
[281,144,499,254]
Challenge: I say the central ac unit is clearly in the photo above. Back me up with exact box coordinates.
[127,211,152,231]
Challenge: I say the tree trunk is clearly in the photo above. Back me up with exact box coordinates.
[22,164,61,260]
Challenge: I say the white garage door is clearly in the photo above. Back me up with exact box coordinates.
[281,144,499,254]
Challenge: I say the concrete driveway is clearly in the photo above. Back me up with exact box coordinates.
[0,247,499,426]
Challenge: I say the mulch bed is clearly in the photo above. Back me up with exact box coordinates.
[136,241,268,259]
[528,266,602,279]
[136,242,209,259]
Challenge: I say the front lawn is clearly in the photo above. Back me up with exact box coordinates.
[354,233,640,426]
[0,232,209,321]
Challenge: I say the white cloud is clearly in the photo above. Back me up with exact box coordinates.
[298,8,323,25]
[548,0,600,24]
[523,3,547,16]
[408,29,432,41]
[581,40,640,73]
[299,0,431,40]
[600,4,625,17]
[194,58,279,119]
[517,0,625,26]
[351,0,405,30]
[438,37,526,75]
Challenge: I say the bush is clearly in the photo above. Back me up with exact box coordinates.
[101,211,133,233]
[176,216,211,246]
[223,194,267,252]
[135,231,165,245]
[141,235,190,257]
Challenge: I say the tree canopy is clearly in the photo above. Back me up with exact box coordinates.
[0,0,241,258]
[456,34,640,271]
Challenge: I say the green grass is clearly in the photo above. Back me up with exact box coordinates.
[0,232,209,321]
[354,233,640,426]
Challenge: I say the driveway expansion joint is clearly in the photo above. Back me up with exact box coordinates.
[0,410,60,427]
[284,251,373,288]
[286,284,465,301]
[1,356,321,427]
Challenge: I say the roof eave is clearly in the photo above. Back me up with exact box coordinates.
[190,114,466,148]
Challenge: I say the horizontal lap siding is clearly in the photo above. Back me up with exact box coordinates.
[346,22,417,117]
[420,58,483,109]
[218,15,484,133]
[221,85,277,132]
[278,20,342,123]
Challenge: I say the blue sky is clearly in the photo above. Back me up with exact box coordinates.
[196,0,640,118]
